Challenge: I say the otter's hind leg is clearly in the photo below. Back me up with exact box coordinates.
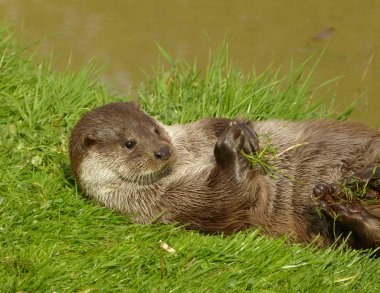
[313,183,380,253]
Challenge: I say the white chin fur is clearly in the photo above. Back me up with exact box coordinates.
[79,152,171,188]
[79,154,120,187]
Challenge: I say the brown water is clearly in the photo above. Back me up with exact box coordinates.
[0,0,379,126]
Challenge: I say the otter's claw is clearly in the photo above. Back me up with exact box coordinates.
[236,123,260,155]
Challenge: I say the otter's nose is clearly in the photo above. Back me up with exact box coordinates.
[154,145,171,160]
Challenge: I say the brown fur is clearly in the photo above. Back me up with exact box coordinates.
[69,102,380,249]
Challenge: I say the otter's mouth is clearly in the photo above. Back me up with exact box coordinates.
[117,164,173,186]
[136,165,173,185]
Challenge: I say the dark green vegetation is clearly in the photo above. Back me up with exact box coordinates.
[1,29,379,292]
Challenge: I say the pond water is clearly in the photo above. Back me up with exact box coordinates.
[0,0,379,126]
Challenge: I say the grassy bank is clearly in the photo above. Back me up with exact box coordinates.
[0,29,378,292]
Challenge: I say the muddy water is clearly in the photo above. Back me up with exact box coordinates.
[0,0,379,126]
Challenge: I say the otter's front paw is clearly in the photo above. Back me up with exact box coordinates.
[214,122,259,168]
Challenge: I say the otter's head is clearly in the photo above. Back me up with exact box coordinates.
[69,102,176,188]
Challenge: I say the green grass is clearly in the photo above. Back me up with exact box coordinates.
[1,28,379,292]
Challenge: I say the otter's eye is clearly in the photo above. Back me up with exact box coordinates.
[154,127,160,135]
[123,140,136,149]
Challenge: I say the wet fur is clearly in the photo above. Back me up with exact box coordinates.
[70,102,380,248]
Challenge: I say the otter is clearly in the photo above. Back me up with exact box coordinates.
[69,102,380,252]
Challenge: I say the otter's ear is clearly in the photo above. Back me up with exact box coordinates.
[83,134,97,148]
